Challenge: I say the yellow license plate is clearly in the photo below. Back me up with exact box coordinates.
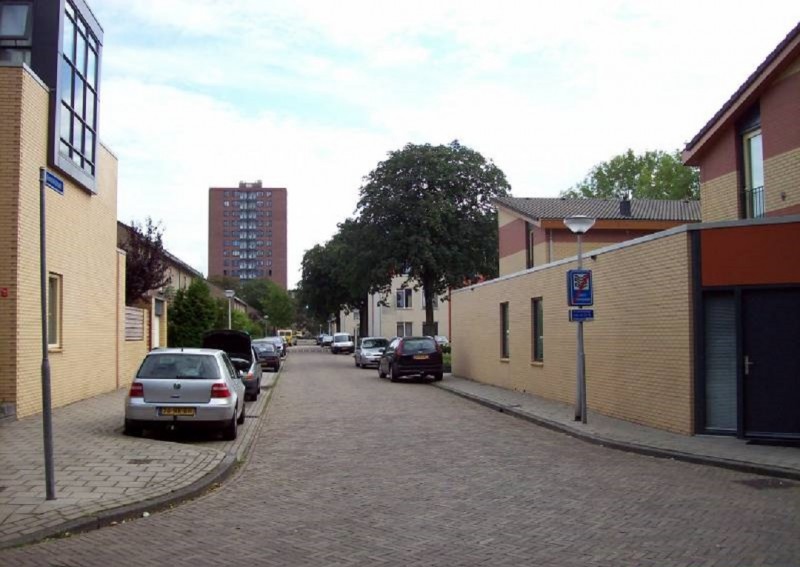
[159,407,196,417]
[413,354,429,360]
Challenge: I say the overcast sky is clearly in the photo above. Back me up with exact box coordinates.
[91,1,800,288]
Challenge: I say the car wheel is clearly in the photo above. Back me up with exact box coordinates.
[378,365,387,379]
[124,419,143,437]
[433,372,443,381]
[355,357,360,367]
[223,413,238,440]
[390,363,399,382]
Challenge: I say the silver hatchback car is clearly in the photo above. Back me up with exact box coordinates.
[124,348,246,440]
[354,337,389,368]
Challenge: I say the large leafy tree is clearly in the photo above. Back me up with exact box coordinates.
[297,243,350,332]
[168,279,218,347]
[239,279,295,330]
[561,149,699,200]
[121,217,171,305]
[356,140,510,332]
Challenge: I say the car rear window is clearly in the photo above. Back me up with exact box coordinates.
[137,354,220,379]
[334,335,352,343]
[401,338,437,354]
[362,339,388,349]
[254,343,276,354]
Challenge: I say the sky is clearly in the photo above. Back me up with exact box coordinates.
[90,1,800,288]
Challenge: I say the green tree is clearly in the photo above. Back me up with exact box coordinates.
[561,149,699,200]
[356,140,510,332]
[239,279,295,330]
[168,279,218,347]
[121,218,171,305]
[297,243,349,332]
[207,275,241,295]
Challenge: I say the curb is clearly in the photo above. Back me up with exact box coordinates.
[2,366,283,550]
[434,381,800,483]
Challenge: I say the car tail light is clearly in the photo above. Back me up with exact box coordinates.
[129,382,144,398]
[211,383,232,398]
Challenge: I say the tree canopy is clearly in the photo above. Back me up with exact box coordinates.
[167,279,218,347]
[561,149,699,200]
[238,279,295,330]
[355,140,510,330]
[121,218,171,305]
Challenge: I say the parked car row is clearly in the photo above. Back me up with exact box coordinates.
[124,330,284,442]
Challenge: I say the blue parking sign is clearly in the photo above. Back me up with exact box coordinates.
[567,269,593,306]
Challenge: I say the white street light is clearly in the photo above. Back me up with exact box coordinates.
[224,289,235,329]
[563,215,596,424]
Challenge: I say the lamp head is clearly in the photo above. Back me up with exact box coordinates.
[563,215,596,234]
[224,289,236,298]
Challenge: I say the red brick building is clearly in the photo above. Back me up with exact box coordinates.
[207,181,288,289]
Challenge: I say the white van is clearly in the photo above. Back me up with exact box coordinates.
[330,333,355,354]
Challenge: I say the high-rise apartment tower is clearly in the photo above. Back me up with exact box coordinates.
[208,181,287,289]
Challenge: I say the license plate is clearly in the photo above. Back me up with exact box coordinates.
[159,407,195,417]
[413,354,429,360]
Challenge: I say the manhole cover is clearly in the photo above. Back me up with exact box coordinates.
[128,458,153,465]
[735,478,798,490]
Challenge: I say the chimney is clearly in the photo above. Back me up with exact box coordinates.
[620,195,632,217]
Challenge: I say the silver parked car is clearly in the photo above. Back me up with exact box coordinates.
[124,348,246,440]
[354,337,389,368]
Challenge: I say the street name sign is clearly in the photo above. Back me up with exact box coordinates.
[569,309,595,322]
[45,171,64,195]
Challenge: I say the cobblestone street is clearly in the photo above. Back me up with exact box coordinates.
[3,349,799,566]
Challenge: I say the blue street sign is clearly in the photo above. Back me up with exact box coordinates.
[569,309,594,322]
[45,171,64,195]
[567,269,593,306]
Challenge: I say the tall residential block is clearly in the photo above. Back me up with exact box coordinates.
[208,181,288,289]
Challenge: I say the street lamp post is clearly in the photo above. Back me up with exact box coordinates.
[563,215,595,424]
[224,289,235,329]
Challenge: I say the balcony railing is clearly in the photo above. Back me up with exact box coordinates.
[745,186,765,219]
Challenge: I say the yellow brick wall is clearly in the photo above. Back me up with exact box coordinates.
[700,171,739,222]
[13,67,122,417]
[452,231,695,435]
[120,307,150,388]
[499,249,526,275]
[765,148,800,214]
[0,67,24,415]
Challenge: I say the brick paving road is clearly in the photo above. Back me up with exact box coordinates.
[3,349,799,566]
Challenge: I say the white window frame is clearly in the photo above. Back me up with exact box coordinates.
[48,273,62,348]
[396,322,412,337]
[395,288,412,309]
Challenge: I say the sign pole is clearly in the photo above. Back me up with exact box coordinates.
[39,168,56,500]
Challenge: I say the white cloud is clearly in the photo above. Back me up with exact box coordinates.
[92,1,800,287]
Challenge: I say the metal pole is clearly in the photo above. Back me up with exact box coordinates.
[227,298,232,329]
[576,233,588,424]
[39,168,56,500]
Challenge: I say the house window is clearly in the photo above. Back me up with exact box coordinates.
[526,222,534,269]
[532,298,543,362]
[0,3,33,65]
[396,322,412,337]
[500,302,509,358]
[396,288,412,309]
[743,129,764,218]
[48,273,62,348]
[58,0,100,181]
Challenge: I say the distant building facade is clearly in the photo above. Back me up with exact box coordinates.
[208,181,288,289]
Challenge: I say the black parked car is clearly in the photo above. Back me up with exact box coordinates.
[253,340,281,372]
[378,336,443,382]
[202,330,263,401]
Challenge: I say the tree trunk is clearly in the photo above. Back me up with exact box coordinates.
[358,300,369,338]
[422,277,436,337]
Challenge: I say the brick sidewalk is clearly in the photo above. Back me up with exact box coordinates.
[435,374,800,480]
[0,372,279,549]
